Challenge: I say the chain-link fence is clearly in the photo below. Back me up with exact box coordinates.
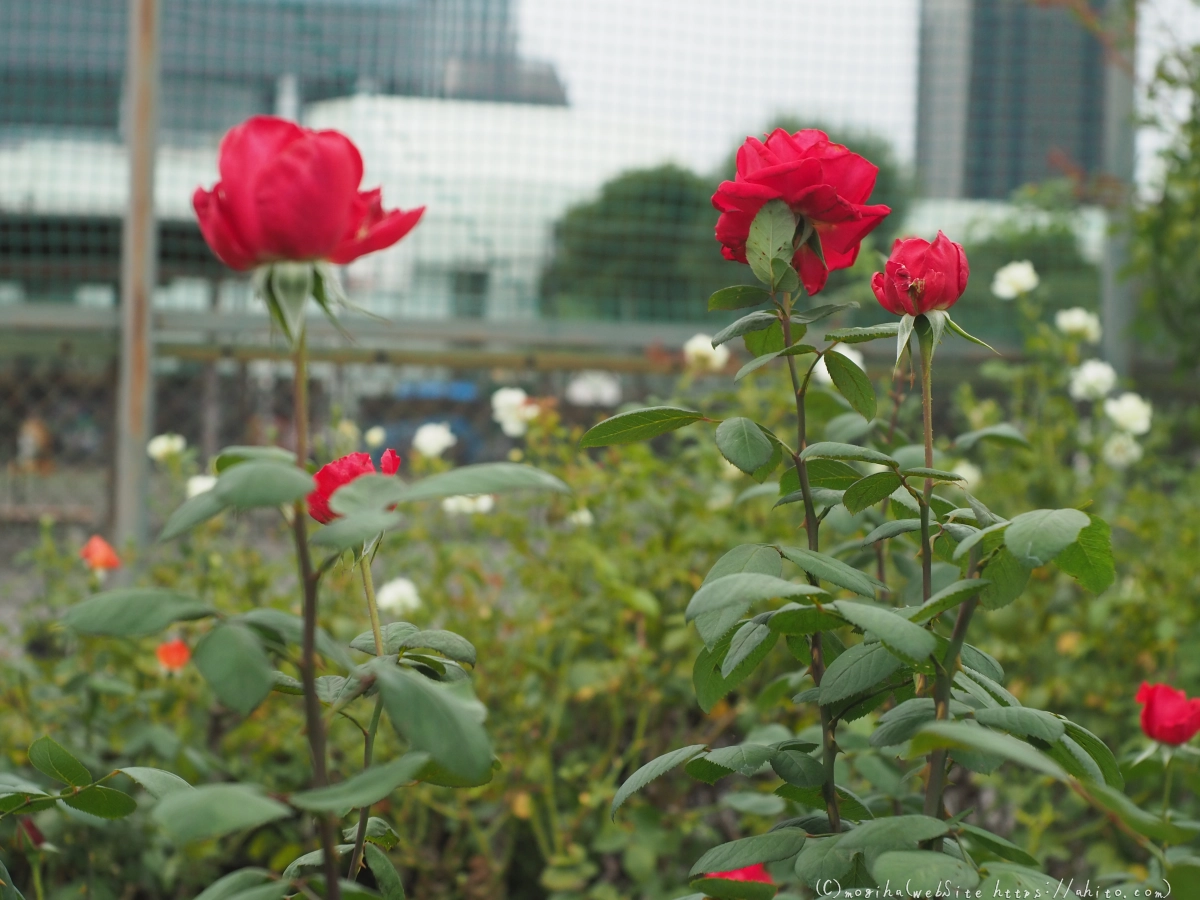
[0,0,1145,573]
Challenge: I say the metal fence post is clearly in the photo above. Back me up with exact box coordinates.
[114,0,160,546]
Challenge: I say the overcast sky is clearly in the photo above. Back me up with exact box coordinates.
[518,0,1200,184]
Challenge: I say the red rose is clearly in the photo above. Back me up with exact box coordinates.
[308,449,400,524]
[711,864,773,884]
[156,638,191,672]
[80,535,121,571]
[193,116,424,271]
[712,129,891,295]
[1136,682,1200,745]
[871,231,969,316]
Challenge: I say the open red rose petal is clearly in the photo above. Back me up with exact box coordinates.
[308,449,400,524]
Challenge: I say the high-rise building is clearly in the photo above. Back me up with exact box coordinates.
[916,0,1107,199]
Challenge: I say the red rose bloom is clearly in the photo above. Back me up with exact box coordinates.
[80,535,121,571]
[308,449,400,524]
[193,116,424,271]
[1136,682,1200,745]
[156,639,191,672]
[711,863,773,884]
[712,129,891,295]
[871,231,969,316]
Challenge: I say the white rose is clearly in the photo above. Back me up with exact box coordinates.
[565,371,622,407]
[186,474,217,498]
[991,260,1039,299]
[1068,360,1117,401]
[412,422,457,458]
[335,419,361,444]
[1103,392,1152,436]
[147,433,186,462]
[951,461,983,491]
[375,576,421,615]
[491,387,539,438]
[364,426,387,448]
[683,334,730,373]
[442,494,495,515]
[566,507,595,527]
[813,346,865,385]
[1054,307,1102,344]
[1101,432,1143,469]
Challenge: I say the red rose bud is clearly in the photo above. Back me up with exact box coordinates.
[711,864,773,884]
[308,449,400,524]
[713,129,890,295]
[193,116,424,270]
[871,231,969,316]
[1136,682,1200,745]
[80,535,121,571]
[156,639,191,672]
[19,817,45,849]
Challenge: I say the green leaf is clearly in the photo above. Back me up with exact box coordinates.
[870,851,980,891]
[742,320,786,357]
[819,642,905,706]
[118,766,193,798]
[374,663,493,786]
[771,749,824,788]
[952,521,1008,561]
[160,489,227,541]
[343,817,400,850]
[945,314,998,353]
[0,859,26,900]
[709,285,771,311]
[974,707,1065,742]
[901,467,964,482]
[715,418,775,475]
[213,445,296,473]
[29,736,91,787]
[580,407,704,448]
[1004,508,1090,567]
[1084,781,1200,844]
[842,472,903,515]
[193,869,275,900]
[794,303,859,324]
[833,602,936,664]
[686,573,825,648]
[779,546,886,598]
[800,442,898,467]
[214,460,313,510]
[837,815,950,853]
[775,782,873,821]
[686,878,775,900]
[705,544,783,582]
[237,608,354,671]
[720,622,777,679]
[805,459,865,490]
[310,510,404,552]
[953,423,1029,451]
[824,323,900,343]
[870,698,938,747]
[911,579,988,624]
[291,752,430,811]
[1062,720,1123,789]
[978,549,1032,610]
[223,883,288,900]
[957,823,1039,866]
[1055,515,1115,593]
[823,350,876,421]
[363,844,407,900]
[767,604,844,636]
[694,629,780,712]
[151,783,291,844]
[64,588,215,637]
[193,623,275,716]
[689,829,806,878]
[911,722,1067,781]
[63,785,137,819]
[734,349,783,381]
[704,744,777,777]
[711,312,779,346]
[611,745,707,819]
[745,199,797,286]
[977,862,1057,894]
[399,462,570,502]
[770,257,801,293]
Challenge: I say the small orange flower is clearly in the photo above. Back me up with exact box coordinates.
[156,639,190,672]
[80,535,120,571]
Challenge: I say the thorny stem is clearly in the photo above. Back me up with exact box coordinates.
[780,297,841,833]
[291,335,342,900]
[918,325,935,603]
[348,696,385,878]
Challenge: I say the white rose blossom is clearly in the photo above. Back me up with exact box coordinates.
[491,387,539,438]
[1102,432,1143,470]
[991,260,1039,299]
[1103,392,1152,436]
[147,433,186,462]
[813,346,865,385]
[412,422,457,458]
[335,419,361,444]
[375,576,421,615]
[566,507,595,527]
[1068,359,1117,401]
[442,494,495,515]
[565,371,622,407]
[364,426,387,448]
[1054,307,1102,344]
[186,474,217,498]
[683,334,730,373]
